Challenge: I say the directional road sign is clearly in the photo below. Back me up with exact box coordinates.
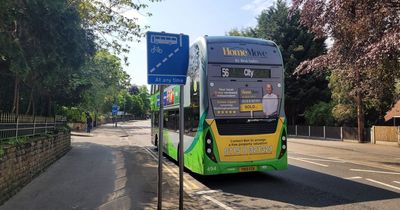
[112,104,118,115]
[147,31,189,85]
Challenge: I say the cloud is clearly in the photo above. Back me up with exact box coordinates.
[241,0,275,14]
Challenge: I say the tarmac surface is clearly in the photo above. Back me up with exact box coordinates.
[1,120,399,209]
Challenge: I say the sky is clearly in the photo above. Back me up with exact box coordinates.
[123,0,279,87]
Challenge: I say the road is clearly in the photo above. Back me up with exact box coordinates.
[1,120,399,210]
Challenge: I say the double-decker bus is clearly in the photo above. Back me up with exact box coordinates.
[150,36,287,175]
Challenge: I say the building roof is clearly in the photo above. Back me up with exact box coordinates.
[384,100,400,121]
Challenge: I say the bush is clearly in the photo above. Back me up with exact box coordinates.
[305,102,335,126]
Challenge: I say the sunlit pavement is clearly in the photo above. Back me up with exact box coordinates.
[1,120,399,210]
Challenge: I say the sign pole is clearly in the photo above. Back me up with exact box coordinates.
[158,85,164,210]
[147,31,189,210]
[179,85,184,210]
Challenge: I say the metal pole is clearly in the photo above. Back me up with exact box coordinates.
[33,116,36,136]
[323,126,326,139]
[295,125,297,136]
[123,97,126,122]
[340,127,343,141]
[179,85,184,210]
[15,115,19,140]
[158,85,164,210]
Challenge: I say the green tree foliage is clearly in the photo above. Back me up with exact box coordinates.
[291,0,400,141]
[305,102,335,126]
[123,85,150,118]
[0,0,154,119]
[228,0,328,125]
[72,0,159,63]
[78,50,130,114]
[0,0,95,115]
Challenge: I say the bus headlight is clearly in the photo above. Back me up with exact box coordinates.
[278,129,287,159]
[205,131,217,163]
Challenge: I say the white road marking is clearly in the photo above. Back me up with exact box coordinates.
[350,169,400,175]
[290,151,400,172]
[143,147,199,189]
[300,157,345,163]
[202,195,234,210]
[195,190,221,195]
[393,181,400,184]
[344,176,363,180]
[366,178,400,191]
[289,157,329,167]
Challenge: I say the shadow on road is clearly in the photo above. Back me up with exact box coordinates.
[192,165,400,208]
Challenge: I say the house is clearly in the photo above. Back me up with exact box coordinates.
[384,100,400,126]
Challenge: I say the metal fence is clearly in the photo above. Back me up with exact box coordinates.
[288,125,371,142]
[0,112,67,142]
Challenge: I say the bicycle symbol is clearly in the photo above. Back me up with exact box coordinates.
[151,45,163,54]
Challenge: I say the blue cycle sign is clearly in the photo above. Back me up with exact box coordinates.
[147,31,189,85]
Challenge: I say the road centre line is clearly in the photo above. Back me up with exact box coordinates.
[366,178,400,191]
[344,176,362,180]
[291,152,400,173]
[202,195,234,210]
[350,169,400,175]
[299,157,345,163]
[289,157,329,167]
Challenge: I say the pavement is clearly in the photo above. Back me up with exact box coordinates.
[1,120,399,210]
[0,121,201,210]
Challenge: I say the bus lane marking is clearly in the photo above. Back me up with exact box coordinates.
[350,169,400,175]
[344,176,362,180]
[195,190,222,195]
[366,179,400,191]
[202,195,234,210]
[289,157,328,167]
[143,147,199,190]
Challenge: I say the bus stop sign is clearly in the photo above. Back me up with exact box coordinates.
[147,31,189,85]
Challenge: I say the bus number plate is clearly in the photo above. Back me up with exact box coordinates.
[239,166,257,172]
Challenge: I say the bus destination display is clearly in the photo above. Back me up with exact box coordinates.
[221,67,271,78]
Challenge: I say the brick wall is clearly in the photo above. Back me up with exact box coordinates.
[0,132,71,204]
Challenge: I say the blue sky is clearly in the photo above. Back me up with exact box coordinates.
[124,0,279,86]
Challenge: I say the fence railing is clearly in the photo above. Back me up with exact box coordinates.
[288,125,371,142]
[0,112,67,143]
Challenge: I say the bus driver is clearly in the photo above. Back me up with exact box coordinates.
[262,84,278,117]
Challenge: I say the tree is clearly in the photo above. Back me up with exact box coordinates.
[72,0,159,63]
[78,50,130,114]
[0,0,95,115]
[305,101,335,126]
[228,0,328,125]
[291,0,400,142]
